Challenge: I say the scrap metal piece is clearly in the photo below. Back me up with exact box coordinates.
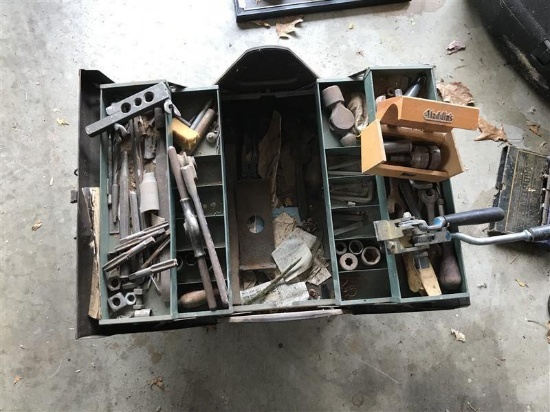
[236,179,277,271]
[86,83,171,137]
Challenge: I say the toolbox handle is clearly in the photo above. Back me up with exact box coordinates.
[435,207,505,228]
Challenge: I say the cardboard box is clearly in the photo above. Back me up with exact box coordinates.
[361,96,479,182]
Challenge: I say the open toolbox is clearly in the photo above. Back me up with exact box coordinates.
[76,47,473,337]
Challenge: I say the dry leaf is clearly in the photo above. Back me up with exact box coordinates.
[348,23,355,30]
[475,117,508,142]
[52,108,61,113]
[451,328,466,342]
[276,17,303,39]
[514,278,528,288]
[446,40,466,54]
[14,375,22,385]
[56,117,69,126]
[437,80,475,106]
[149,376,164,390]
[252,20,270,28]
[31,220,43,231]
[527,122,542,136]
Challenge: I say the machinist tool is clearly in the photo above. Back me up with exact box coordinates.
[86,83,174,137]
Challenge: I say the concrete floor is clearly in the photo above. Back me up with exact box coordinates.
[1,0,549,410]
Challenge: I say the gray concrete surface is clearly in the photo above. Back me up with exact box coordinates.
[1,0,549,411]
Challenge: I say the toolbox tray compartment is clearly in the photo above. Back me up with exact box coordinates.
[77,47,469,337]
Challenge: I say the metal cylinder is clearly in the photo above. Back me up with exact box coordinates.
[195,108,216,138]
[335,241,347,256]
[361,246,381,266]
[348,240,364,255]
[321,85,345,109]
[339,253,358,271]
[139,172,160,213]
[133,308,152,317]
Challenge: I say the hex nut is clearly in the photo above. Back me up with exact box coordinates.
[107,277,121,292]
[125,292,137,306]
[108,292,127,312]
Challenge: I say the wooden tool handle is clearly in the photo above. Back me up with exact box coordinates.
[179,289,219,309]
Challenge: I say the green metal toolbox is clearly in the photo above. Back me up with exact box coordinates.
[76,46,469,338]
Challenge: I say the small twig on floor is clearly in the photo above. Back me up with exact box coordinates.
[509,253,520,264]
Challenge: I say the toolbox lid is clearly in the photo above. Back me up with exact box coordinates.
[376,96,479,133]
[216,46,317,94]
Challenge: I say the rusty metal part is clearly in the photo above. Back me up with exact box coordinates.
[387,178,407,217]
[427,145,442,170]
[339,253,358,271]
[409,146,430,169]
[348,240,364,255]
[361,246,381,266]
[181,164,229,308]
[335,241,347,256]
[340,276,358,299]
[236,179,277,271]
